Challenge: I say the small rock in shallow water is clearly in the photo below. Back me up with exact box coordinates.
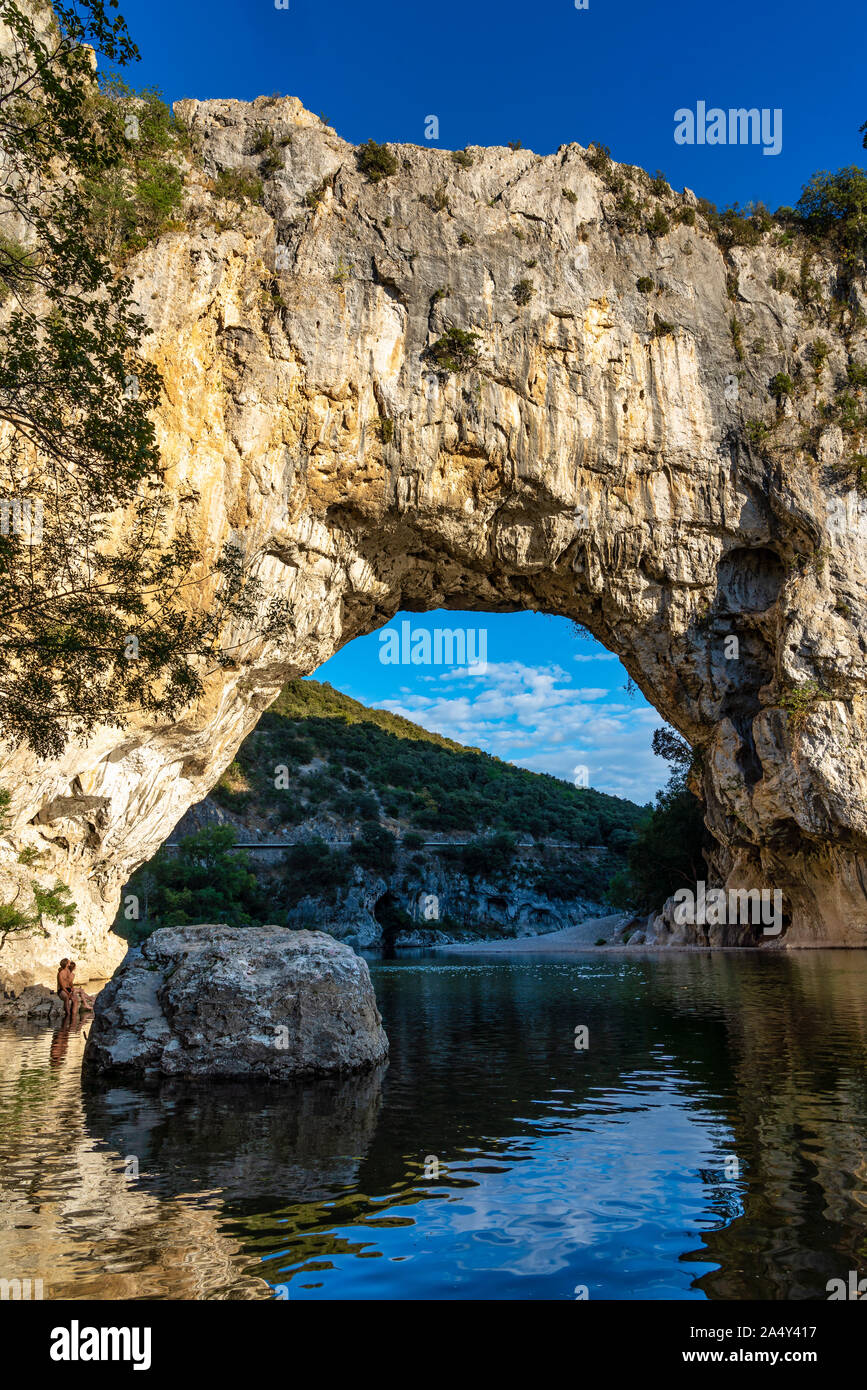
[0,984,66,1022]
[82,926,389,1080]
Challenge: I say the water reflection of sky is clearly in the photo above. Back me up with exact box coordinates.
[4,951,866,1302]
[264,1070,736,1299]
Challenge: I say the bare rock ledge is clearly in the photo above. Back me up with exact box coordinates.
[82,927,389,1080]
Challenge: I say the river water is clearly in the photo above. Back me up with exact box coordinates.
[1,950,866,1300]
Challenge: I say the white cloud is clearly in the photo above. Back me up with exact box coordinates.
[377,659,668,803]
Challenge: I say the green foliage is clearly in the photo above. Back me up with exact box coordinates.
[795,166,867,264]
[780,680,833,731]
[770,371,795,403]
[421,183,449,212]
[213,168,264,204]
[585,143,612,175]
[616,731,706,913]
[744,418,771,446]
[636,276,654,294]
[674,205,696,226]
[730,316,745,362]
[0,896,42,951]
[612,189,643,232]
[32,881,76,931]
[304,178,329,209]
[122,679,652,932]
[534,852,620,903]
[0,2,288,759]
[0,788,77,947]
[118,825,267,939]
[424,326,481,374]
[260,147,284,177]
[699,200,772,248]
[445,832,517,879]
[834,390,867,435]
[280,838,352,908]
[842,453,867,491]
[351,822,397,872]
[809,338,830,375]
[0,231,38,302]
[451,148,474,168]
[513,278,534,306]
[83,77,186,257]
[846,361,867,386]
[356,139,398,183]
[646,207,670,237]
[236,680,648,847]
[562,187,578,204]
[250,123,276,154]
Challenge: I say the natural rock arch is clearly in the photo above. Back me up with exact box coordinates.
[2,94,867,988]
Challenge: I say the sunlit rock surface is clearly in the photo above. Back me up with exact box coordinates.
[82,926,389,1078]
[3,92,867,986]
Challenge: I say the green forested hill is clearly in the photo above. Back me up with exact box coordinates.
[213,679,649,846]
[118,679,657,940]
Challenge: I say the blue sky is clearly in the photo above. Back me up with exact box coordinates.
[316,612,661,805]
[112,0,861,803]
[118,0,863,214]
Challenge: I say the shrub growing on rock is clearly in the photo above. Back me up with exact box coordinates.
[770,371,796,403]
[214,169,264,204]
[646,207,670,238]
[795,166,867,264]
[424,326,481,374]
[356,139,398,182]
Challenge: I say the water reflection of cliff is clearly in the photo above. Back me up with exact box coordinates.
[359,955,867,1299]
[0,1016,384,1299]
[671,953,867,1299]
[1,953,866,1299]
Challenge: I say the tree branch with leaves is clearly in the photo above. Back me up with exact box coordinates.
[0,1,289,759]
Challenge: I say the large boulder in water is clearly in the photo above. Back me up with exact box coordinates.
[83,926,388,1080]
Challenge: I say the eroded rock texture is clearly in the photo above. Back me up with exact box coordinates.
[2,94,867,985]
[83,926,389,1079]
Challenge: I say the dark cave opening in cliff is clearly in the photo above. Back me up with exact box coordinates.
[373,891,409,957]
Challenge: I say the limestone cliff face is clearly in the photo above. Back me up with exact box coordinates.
[2,93,867,986]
